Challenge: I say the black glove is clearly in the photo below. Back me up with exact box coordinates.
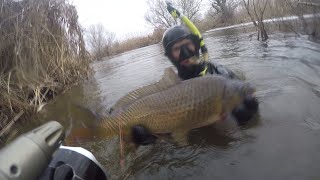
[132,125,157,145]
[232,96,259,125]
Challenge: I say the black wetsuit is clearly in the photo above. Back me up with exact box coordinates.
[205,62,237,79]
[178,61,238,80]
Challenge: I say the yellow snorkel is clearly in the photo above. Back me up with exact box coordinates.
[165,1,209,62]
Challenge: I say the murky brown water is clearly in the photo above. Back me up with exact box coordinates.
[11,29,320,179]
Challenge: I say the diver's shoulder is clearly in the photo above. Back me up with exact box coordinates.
[205,62,240,80]
[206,62,217,75]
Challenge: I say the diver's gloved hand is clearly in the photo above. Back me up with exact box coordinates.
[166,2,180,18]
[232,96,259,125]
[132,125,157,145]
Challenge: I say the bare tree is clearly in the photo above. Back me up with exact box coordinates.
[178,0,203,21]
[145,0,203,29]
[209,0,240,24]
[242,0,269,41]
[297,0,320,7]
[87,24,116,60]
[289,0,320,37]
[145,0,174,29]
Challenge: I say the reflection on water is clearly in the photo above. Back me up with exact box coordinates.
[11,30,320,179]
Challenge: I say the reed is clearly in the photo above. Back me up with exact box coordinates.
[0,0,91,135]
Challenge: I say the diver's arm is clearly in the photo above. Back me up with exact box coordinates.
[207,62,237,79]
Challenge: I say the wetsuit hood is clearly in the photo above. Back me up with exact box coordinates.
[162,25,200,58]
[162,25,203,80]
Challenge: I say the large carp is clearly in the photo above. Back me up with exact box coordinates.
[67,68,255,144]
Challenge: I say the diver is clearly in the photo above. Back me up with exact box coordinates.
[162,25,237,80]
[163,2,236,80]
[132,2,259,146]
[162,25,259,124]
[162,2,259,125]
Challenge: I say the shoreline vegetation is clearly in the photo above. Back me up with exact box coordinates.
[90,0,320,60]
[0,0,319,140]
[0,0,91,139]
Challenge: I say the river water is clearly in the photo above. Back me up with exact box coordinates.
[12,29,320,179]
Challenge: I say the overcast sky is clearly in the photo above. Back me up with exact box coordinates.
[72,0,152,40]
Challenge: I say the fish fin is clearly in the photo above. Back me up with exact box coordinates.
[110,68,180,111]
[160,67,181,85]
[172,131,189,146]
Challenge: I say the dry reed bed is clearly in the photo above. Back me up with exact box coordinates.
[0,0,91,136]
[110,28,165,56]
